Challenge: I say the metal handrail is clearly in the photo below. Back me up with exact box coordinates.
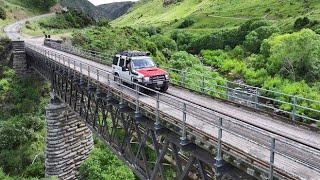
[26,43,320,179]
[43,40,320,124]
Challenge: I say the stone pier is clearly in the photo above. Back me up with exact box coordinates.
[45,95,94,179]
[12,41,28,75]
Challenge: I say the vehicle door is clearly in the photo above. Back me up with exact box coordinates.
[112,56,119,74]
[117,57,126,82]
[122,59,132,84]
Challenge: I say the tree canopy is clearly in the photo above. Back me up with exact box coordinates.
[261,29,320,82]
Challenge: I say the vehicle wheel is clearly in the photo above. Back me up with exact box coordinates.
[160,83,169,92]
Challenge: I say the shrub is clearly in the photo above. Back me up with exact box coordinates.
[97,19,111,28]
[146,41,157,54]
[261,29,320,83]
[243,26,279,54]
[169,51,200,69]
[139,26,162,36]
[178,17,195,28]
[0,7,6,20]
[171,31,194,50]
[229,45,245,59]
[150,34,177,51]
[246,54,267,70]
[294,17,320,30]
[16,0,57,11]
[189,28,240,53]
[262,76,320,121]
[244,68,268,86]
[201,49,230,67]
[40,9,95,29]
[294,17,310,29]
[162,48,172,59]
[78,138,134,180]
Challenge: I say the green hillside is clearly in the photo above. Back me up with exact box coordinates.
[60,0,135,20]
[0,0,56,37]
[113,0,320,32]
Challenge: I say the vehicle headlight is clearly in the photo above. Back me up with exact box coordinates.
[143,77,150,82]
[165,74,170,80]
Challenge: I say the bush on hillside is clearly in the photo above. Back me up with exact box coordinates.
[261,29,320,83]
[150,34,177,51]
[163,0,183,6]
[171,31,195,50]
[188,19,270,54]
[139,26,162,36]
[178,18,195,28]
[97,18,111,28]
[294,17,319,31]
[78,138,134,180]
[19,0,57,11]
[243,26,279,54]
[169,51,199,69]
[294,17,310,29]
[0,7,6,20]
[0,62,49,178]
[40,9,95,29]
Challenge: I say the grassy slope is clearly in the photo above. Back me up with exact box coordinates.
[112,0,320,33]
[0,0,44,37]
[21,16,75,38]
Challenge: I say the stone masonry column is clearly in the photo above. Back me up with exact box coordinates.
[12,41,28,76]
[45,95,94,179]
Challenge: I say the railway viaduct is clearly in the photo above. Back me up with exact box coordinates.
[7,27,320,179]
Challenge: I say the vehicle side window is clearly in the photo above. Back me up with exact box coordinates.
[113,56,118,65]
[119,58,125,67]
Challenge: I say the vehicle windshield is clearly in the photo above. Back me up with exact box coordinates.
[132,58,155,69]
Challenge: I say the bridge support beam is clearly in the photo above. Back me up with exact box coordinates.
[45,93,94,179]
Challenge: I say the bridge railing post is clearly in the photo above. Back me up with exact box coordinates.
[180,70,185,87]
[254,88,259,109]
[269,137,275,180]
[215,117,223,166]
[201,75,205,93]
[134,83,142,122]
[96,69,100,82]
[225,81,229,100]
[88,66,90,78]
[119,77,125,109]
[180,103,188,146]
[154,93,161,130]
[291,96,297,121]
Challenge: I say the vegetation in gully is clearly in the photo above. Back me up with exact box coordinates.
[0,37,49,179]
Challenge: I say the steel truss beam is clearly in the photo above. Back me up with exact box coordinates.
[26,49,230,180]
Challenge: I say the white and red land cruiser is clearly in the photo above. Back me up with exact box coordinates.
[112,51,169,92]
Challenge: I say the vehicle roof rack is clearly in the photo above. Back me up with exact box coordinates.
[120,51,150,57]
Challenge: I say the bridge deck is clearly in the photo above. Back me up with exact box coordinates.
[27,38,320,179]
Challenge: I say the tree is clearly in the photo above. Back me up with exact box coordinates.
[0,7,6,20]
[178,17,195,28]
[294,17,310,30]
[150,34,177,51]
[169,51,200,69]
[243,26,279,54]
[261,29,320,82]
